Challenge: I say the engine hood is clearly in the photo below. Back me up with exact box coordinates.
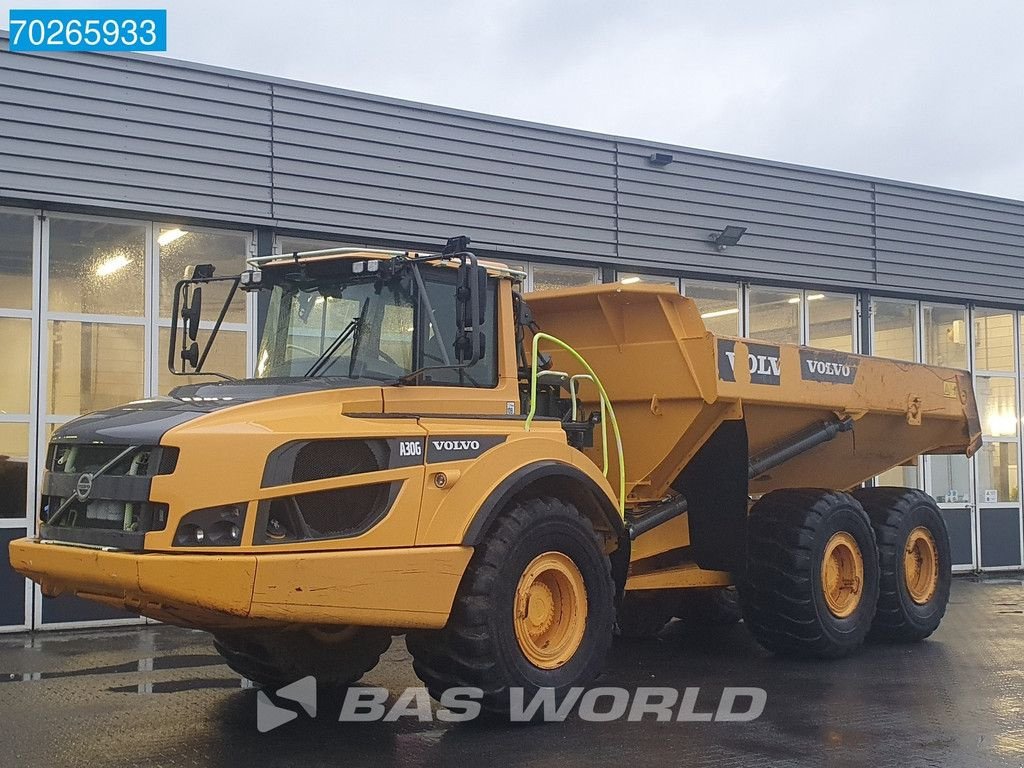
[52,377,384,446]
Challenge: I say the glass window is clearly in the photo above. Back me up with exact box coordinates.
[748,287,801,345]
[872,299,918,362]
[925,455,972,504]
[255,266,497,387]
[47,321,145,415]
[277,237,346,255]
[616,272,679,288]
[0,210,34,310]
[0,423,29,519]
[48,217,146,316]
[976,377,1018,437]
[807,292,856,352]
[684,279,740,336]
[975,442,1020,504]
[0,318,31,414]
[530,263,598,292]
[974,308,1016,372]
[877,464,920,489]
[159,327,247,395]
[922,303,968,369]
[159,228,249,324]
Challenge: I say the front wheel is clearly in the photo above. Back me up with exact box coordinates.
[407,496,616,716]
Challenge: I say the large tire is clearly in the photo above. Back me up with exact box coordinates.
[407,496,615,716]
[616,590,680,639]
[739,488,880,659]
[213,626,391,688]
[852,487,952,643]
[675,586,742,627]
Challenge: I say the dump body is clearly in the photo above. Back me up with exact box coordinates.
[527,283,982,504]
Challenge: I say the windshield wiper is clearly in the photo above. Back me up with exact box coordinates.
[304,298,369,378]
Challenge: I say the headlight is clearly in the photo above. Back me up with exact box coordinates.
[173,503,246,547]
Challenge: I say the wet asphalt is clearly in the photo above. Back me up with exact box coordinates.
[1,577,1021,768]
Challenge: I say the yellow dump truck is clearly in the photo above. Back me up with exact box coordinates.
[10,237,981,714]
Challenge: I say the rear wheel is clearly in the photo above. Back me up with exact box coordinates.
[407,496,615,716]
[853,487,951,643]
[213,626,392,688]
[739,488,880,658]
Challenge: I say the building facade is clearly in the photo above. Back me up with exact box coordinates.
[1,32,1022,631]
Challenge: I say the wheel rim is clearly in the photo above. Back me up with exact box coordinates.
[513,551,588,669]
[821,532,864,619]
[904,526,939,604]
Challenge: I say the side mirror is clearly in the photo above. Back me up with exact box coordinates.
[181,341,200,368]
[454,252,487,364]
[181,287,202,342]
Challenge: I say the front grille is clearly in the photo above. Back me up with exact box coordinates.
[40,443,178,549]
[47,443,178,476]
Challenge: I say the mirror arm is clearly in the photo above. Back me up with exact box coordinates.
[195,276,240,372]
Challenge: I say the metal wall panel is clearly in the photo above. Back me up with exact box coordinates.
[1,35,1023,307]
[615,142,877,286]
[875,184,1024,303]
[0,43,273,219]
[270,84,618,260]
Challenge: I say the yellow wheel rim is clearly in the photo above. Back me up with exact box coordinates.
[513,552,588,670]
[821,532,864,619]
[904,526,939,604]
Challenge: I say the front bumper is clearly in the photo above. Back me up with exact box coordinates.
[10,538,472,631]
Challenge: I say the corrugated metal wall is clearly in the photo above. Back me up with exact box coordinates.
[1,36,1022,306]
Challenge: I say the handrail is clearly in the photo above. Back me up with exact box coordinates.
[524,332,625,517]
[569,375,608,477]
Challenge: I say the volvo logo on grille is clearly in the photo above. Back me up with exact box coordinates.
[75,473,94,501]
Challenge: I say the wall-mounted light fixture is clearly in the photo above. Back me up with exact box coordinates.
[708,225,747,251]
[647,152,673,167]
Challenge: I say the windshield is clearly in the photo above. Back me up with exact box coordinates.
[254,264,497,386]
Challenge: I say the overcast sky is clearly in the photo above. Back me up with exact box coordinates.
[5,0,1024,200]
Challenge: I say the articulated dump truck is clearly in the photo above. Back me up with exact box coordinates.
[10,237,981,715]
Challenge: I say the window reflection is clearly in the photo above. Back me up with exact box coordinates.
[974,308,1016,372]
[922,304,968,369]
[0,318,31,414]
[808,292,856,352]
[0,423,28,519]
[530,264,598,292]
[159,228,249,324]
[49,217,146,316]
[159,327,247,394]
[684,280,739,336]
[873,299,918,362]
[0,211,34,310]
[975,442,1020,504]
[748,287,801,345]
[47,321,145,415]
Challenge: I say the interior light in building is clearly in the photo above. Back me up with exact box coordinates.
[986,408,1018,438]
[807,293,825,301]
[787,297,800,304]
[94,253,131,277]
[158,228,187,247]
[701,307,740,319]
[620,276,642,284]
